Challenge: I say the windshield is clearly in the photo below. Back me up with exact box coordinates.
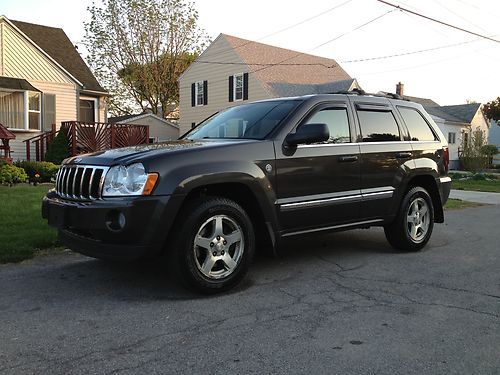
[185,100,301,140]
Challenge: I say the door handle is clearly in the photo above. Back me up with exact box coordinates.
[395,152,412,159]
[338,155,359,163]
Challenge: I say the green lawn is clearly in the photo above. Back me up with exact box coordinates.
[0,184,59,263]
[444,198,480,210]
[451,179,500,193]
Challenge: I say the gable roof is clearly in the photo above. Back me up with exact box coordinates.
[403,95,440,107]
[9,19,106,94]
[438,103,481,123]
[193,34,352,97]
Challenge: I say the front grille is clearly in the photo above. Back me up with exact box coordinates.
[56,165,109,200]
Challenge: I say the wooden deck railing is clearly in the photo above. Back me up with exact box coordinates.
[23,121,150,161]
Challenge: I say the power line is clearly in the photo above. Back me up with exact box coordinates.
[376,0,500,43]
[340,38,481,63]
[182,10,395,90]
[196,0,354,63]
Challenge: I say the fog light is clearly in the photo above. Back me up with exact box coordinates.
[105,210,126,232]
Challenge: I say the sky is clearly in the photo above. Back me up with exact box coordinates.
[1,0,499,105]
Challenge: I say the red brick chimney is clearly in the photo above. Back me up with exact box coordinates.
[396,82,404,96]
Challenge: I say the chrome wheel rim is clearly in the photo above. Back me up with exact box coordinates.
[406,197,430,243]
[193,215,244,280]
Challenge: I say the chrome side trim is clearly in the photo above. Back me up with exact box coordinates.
[280,194,362,211]
[282,219,384,237]
[297,140,440,149]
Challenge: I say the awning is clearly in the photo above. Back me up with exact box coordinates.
[0,76,41,92]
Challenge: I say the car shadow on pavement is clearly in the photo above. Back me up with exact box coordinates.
[44,227,398,301]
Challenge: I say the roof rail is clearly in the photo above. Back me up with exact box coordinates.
[329,89,409,101]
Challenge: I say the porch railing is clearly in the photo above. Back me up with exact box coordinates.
[23,121,150,161]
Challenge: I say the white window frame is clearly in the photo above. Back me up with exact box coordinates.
[79,96,99,123]
[233,73,244,101]
[1,89,41,132]
[195,81,204,106]
[28,91,41,131]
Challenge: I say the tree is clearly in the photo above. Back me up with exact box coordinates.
[483,97,500,122]
[84,0,207,117]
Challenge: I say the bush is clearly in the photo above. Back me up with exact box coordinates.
[14,161,59,183]
[45,130,70,164]
[0,164,28,185]
[459,127,488,172]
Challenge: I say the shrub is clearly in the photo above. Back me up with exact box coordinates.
[459,127,488,172]
[0,164,28,185]
[15,161,59,183]
[45,131,70,165]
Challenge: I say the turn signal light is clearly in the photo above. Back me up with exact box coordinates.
[142,173,159,195]
[443,147,449,172]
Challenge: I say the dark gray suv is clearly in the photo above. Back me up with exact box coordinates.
[43,92,452,293]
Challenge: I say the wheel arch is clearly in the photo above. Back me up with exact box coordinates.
[404,174,444,223]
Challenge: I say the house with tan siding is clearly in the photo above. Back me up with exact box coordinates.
[0,16,107,160]
[179,34,359,134]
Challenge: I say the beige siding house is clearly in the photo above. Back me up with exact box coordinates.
[108,114,179,142]
[179,34,358,134]
[0,16,107,160]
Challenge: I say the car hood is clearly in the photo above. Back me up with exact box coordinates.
[63,139,259,166]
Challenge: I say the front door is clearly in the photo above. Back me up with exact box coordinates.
[275,102,361,234]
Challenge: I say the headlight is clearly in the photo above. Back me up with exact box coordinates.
[102,163,157,197]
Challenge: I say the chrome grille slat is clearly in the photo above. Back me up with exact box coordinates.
[55,165,109,201]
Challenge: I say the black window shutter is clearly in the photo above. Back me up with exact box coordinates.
[243,73,249,100]
[191,83,195,107]
[191,122,196,129]
[228,75,234,102]
[203,80,208,105]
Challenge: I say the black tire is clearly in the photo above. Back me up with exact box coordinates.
[170,197,255,294]
[384,186,434,251]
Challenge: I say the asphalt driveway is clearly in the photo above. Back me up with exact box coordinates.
[1,205,499,375]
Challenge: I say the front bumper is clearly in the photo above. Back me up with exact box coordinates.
[42,190,183,261]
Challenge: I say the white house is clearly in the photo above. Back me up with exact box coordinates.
[178,33,359,134]
[397,84,490,170]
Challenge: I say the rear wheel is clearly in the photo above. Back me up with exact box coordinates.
[171,197,255,294]
[384,186,434,251]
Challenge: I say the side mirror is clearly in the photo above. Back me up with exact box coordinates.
[284,123,329,147]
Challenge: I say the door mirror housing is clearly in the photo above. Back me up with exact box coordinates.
[285,123,330,147]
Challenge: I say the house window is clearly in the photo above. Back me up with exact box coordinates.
[0,91,24,129]
[196,81,204,106]
[229,73,248,102]
[79,99,96,123]
[448,132,456,144]
[234,73,243,101]
[462,132,469,148]
[28,92,41,130]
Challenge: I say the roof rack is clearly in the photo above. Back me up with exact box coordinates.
[329,89,409,101]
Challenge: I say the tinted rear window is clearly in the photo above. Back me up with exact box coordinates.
[398,107,437,141]
[357,110,401,142]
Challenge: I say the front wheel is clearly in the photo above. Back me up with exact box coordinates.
[384,186,434,251]
[171,197,255,294]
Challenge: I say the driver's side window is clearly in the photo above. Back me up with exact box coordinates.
[303,107,351,144]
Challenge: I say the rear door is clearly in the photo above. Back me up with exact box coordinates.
[349,97,414,220]
[275,100,361,234]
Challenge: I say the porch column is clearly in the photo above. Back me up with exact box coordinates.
[24,91,29,130]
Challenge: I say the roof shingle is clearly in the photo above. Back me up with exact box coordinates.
[10,19,106,93]
[221,34,352,96]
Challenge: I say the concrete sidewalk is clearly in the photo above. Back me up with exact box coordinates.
[449,189,500,204]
